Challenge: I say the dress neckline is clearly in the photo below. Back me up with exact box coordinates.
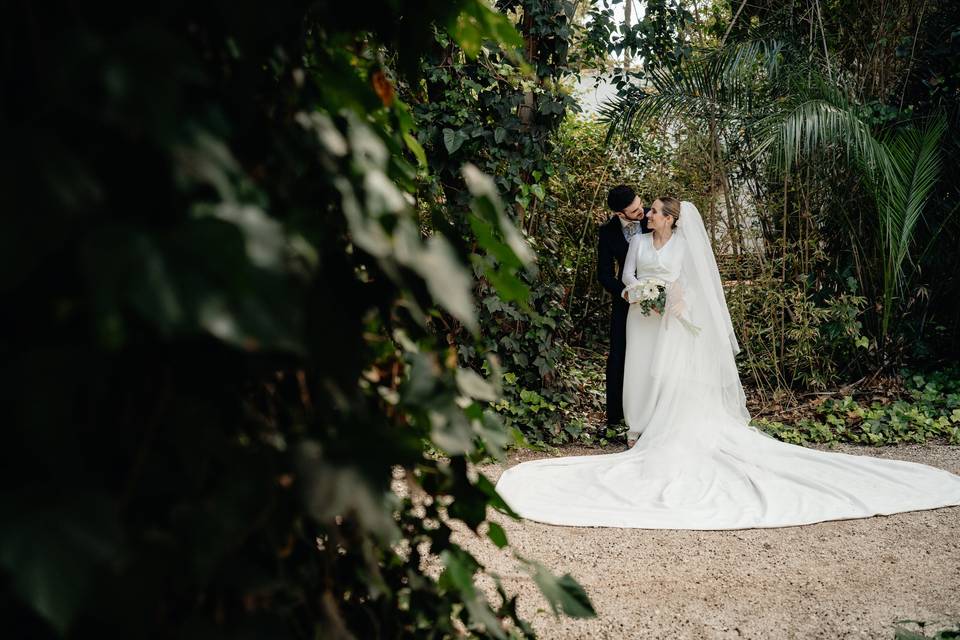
[650,231,674,252]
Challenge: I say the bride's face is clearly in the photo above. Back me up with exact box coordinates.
[647,199,672,233]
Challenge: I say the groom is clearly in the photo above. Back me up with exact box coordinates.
[597,185,649,429]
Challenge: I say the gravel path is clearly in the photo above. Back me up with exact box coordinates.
[455,443,960,639]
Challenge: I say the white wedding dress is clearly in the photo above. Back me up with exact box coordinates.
[495,202,960,529]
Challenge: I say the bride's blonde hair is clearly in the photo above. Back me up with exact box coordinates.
[659,197,681,228]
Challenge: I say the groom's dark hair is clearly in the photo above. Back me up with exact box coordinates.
[607,185,636,212]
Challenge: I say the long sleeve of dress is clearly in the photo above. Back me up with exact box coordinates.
[622,235,641,290]
[665,241,698,329]
[664,242,692,320]
[666,273,693,322]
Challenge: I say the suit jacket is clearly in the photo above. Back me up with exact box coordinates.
[597,215,649,315]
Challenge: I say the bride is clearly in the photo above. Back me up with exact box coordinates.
[495,199,960,529]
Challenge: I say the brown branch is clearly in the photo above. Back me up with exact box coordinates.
[721,0,750,47]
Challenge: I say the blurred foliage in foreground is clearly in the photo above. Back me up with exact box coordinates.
[0,1,595,637]
[894,620,960,639]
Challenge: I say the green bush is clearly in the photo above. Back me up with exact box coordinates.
[755,369,960,445]
[726,263,869,392]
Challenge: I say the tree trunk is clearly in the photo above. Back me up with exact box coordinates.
[624,0,632,70]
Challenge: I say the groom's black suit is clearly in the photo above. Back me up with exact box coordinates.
[597,214,649,426]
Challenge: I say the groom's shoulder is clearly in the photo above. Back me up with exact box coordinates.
[600,215,619,230]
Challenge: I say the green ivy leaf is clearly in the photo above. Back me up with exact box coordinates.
[448,0,523,59]
[521,556,596,619]
[456,367,499,402]
[462,163,535,265]
[482,263,531,306]
[403,132,427,167]
[474,474,520,519]
[0,494,123,635]
[486,522,508,548]
[468,216,522,269]
[440,547,507,639]
[443,127,467,154]
[439,547,480,596]
[296,441,400,540]
[429,407,476,456]
[394,218,478,333]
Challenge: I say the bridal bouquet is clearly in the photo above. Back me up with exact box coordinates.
[625,277,666,315]
[625,278,702,336]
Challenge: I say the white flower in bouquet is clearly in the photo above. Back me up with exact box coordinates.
[626,278,667,314]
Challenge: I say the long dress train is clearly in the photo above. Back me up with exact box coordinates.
[495,203,960,529]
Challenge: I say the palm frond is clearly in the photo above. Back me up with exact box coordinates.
[868,115,946,338]
[599,38,786,146]
[713,38,785,82]
[751,77,888,177]
[879,117,945,297]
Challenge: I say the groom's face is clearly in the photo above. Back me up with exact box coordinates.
[619,196,645,221]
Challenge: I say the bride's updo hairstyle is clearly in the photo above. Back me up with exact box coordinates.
[659,197,681,228]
